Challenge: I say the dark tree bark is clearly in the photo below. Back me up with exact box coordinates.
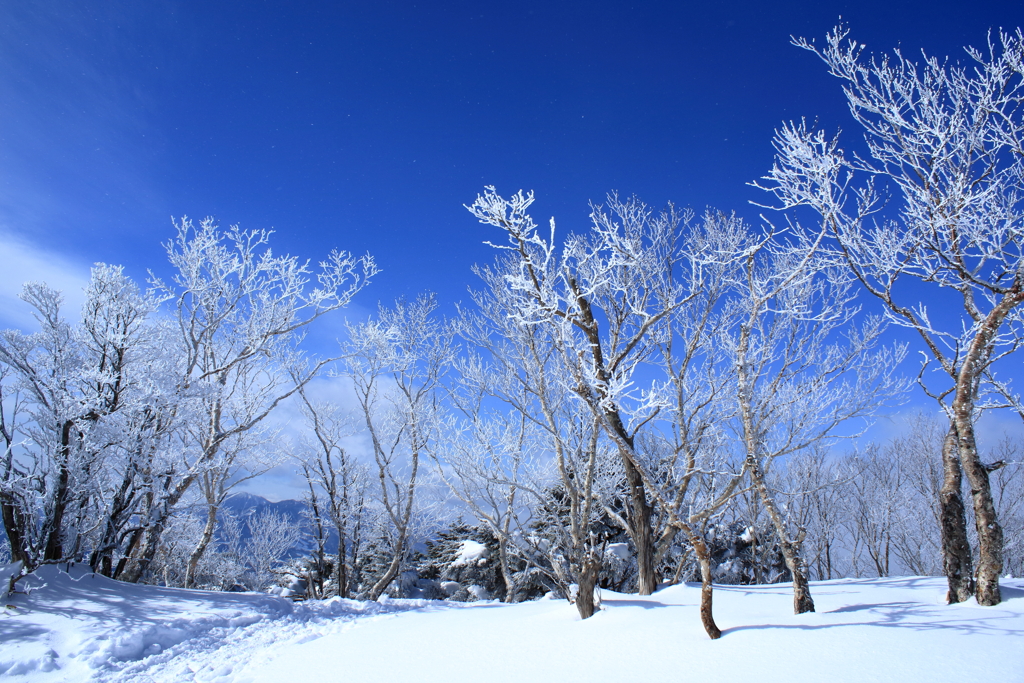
[336,536,348,598]
[745,453,815,614]
[577,306,658,596]
[89,462,141,577]
[578,398,657,596]
[112,527,143,580]
[787,549,815,615]
[1,501,31,567]
[41,420,76,562]
[938,426,974,603]
[574,552,602,620]
[682,527,721,639]
[120,520,165,584]
[951,412,1003,606]
[948,300,1016,606]
[0,381,31,568]
[119,474,194,583]
[620,440,657,595]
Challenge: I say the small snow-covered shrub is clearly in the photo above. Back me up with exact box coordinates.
[418,522,504,601]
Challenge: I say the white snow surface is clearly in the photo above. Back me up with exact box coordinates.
[3,566,1023,682]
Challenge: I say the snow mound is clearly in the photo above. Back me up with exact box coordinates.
[451,540,488,567]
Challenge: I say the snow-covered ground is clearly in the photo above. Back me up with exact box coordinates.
[3,566,1022,683]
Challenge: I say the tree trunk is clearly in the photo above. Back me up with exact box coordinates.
[89,465,138,576]
[574,552,601,620]
[498,536,516,603]
[113,527,143,580]
[120,475,193,584]
[184,504,218,588]
[1,499,31,568]
[947,298,1017,606]
[335,525,348,598]
[42,421,75,562]
[746,454,815,614]
[938,425,974,603]
[120,523,161,583]
[368,533,406,601]
[736,308,813,613]
[599,407,657,595]
[687,531,721,639]
[569,285,659,597]
[786,545,815,615]
[824,539,833,580]
[950,410,1003,606]
[623,455,657,595]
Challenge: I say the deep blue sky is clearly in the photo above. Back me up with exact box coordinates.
[5,0,1020,498]
[3,0,1021,317]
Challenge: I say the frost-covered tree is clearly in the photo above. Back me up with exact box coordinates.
[0,265,166,572]
[455,243,641,619]
[777,448,852,581]
[639,210,751,637]
[295,388,370,598]
[466,191,761,634]
[719,225,905,613]
[246,509,301,590]
[431,396,544,604]
[1,217,373,587]
[467,189,696,599]
[121,217,375,585]
[343,295,454,600]
[755,25,1024,605]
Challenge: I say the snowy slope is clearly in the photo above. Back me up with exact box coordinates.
[0,566,423,682]
[3,567,1022,683]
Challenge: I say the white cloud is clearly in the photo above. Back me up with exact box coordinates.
[0,230,91,330]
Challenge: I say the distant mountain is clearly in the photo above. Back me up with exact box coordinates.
[222,493,321,557]
[222,493,308,525]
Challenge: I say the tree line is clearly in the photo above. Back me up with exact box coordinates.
[2,24,1023,638]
